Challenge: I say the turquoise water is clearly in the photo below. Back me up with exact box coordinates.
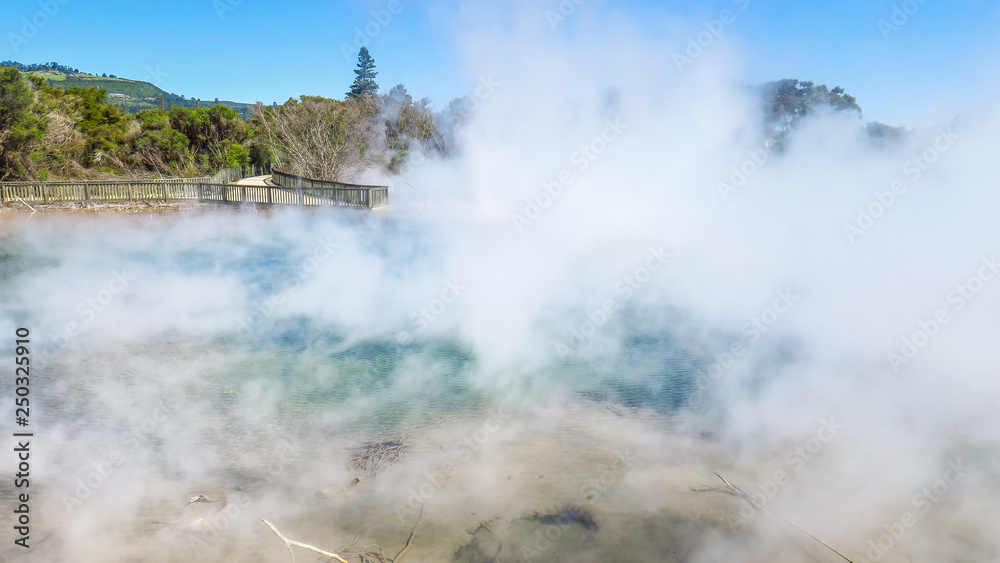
[4,210,985,563]
[0,212,717,438]
[0,211,744,562]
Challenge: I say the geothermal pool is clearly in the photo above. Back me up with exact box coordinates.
[0,204,996,563]
[0,211,726,562]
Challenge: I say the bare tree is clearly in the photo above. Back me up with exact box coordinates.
[254,96,381,182]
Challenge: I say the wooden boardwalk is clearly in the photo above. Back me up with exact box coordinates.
[0,166,390,210]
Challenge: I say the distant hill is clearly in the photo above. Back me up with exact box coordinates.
[1,61,255,118]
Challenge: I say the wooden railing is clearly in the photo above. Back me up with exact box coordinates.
[271,170,390,209]
[209,164,272,184]
[0,165,390,209]
[0,165,262,189]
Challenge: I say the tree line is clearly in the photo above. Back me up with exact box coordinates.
[0,48,461,182]
[0,47,900,183]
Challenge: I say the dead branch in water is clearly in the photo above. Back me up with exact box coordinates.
[336,530,364,553]
[262,519,350,563]
[350,439,407,476]
[12,195,37,213]
[478,520,503,563]
[263,504,423,563]
[689,484,739,496]
[712,473,857,563]
[391,503,423,563]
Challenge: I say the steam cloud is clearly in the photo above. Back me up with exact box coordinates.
[2,3,999,562]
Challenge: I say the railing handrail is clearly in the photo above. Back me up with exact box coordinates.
[0,178,206,187]
[270,169,387,191]
[0,164,388,209]
[0,164,271,188]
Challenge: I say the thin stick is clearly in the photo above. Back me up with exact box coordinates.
[715,473,856,563]
[480,521,503,563]
[392,503,424,563]
[362,543,389,562]
[13,195,37,213]
[262,518,350,563]
[337,530,363,552]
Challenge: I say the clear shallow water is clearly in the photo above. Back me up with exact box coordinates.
[1,211,992,562]
[0,212,786,562]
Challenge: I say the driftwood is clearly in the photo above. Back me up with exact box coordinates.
[263,503,423,563]
[12,194,37,213]
[262,519,350,563]
[711,473,857,563]
[350,439,407,476]
[391,503,423,562]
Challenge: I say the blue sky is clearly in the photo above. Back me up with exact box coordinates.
[3,0,998,125]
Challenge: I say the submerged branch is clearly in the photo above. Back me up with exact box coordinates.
[392,503,424,563]
[262,518,350,563]
[713,473,857,563]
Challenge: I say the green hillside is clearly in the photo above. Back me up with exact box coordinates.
[26,69,254,117]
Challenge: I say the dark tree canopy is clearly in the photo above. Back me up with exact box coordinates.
[865,121,905,144]
[762,79,861,132]
[347,47,379,99]
[380,83,443,170]
[0,67,45,179]
[0,66,32,131]
[759,79,863,148]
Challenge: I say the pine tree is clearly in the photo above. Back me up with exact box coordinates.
[347,47,379,99]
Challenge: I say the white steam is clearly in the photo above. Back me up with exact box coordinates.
[1,3,999,562]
